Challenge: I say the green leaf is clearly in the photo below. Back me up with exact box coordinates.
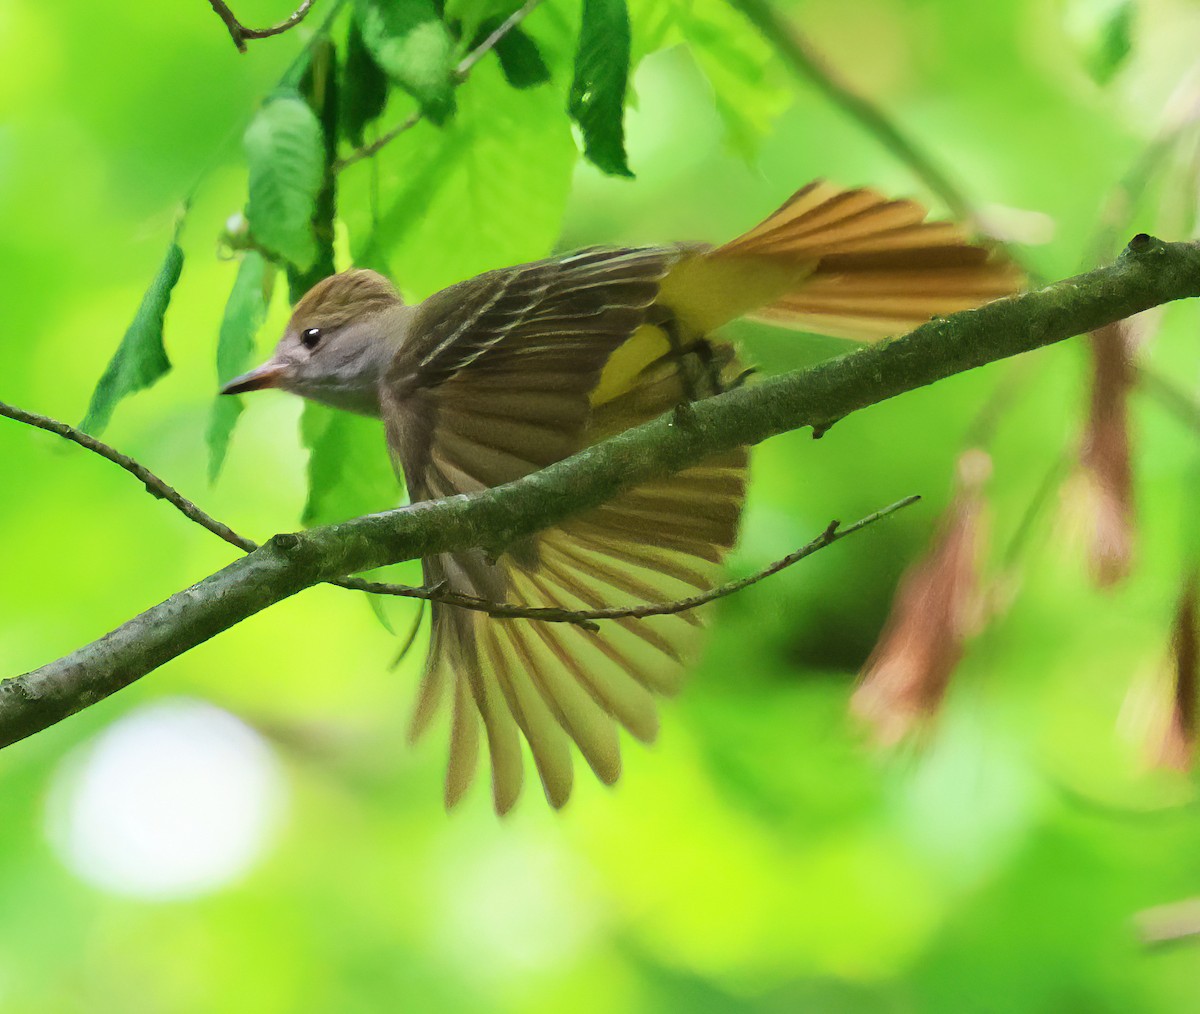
[1066,0,1135,86]
[300,403,402,528]
[569,0,633,177]
[80,240,183,436]
[672,0,789,160]
[355,0,458,125]
[627,0,678,62]
[244,93,325,271]
[486,23,551,90]
[352,57,577,298]
[1090,0,1134,85]
[342,19,390,148]
[207,252,271,483]
[302,401,409,635]
[365,592,397,635]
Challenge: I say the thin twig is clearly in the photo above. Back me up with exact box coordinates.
[1000,447,1072,569]
[455,0,541,77]
[1088,134,1181,266]
[0,397,912,627]
[0,400,428,600]
[1088,61,1200,266]
[0,400,254,552]
[438,497,921,629]
[3,398,905,629]
[334,111,421,173]
[207,0,316,53]
[334,0,544,173]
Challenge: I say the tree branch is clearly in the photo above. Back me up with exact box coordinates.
[207,0,316,53]
[9,398,906,629]
[3,236,1199,748]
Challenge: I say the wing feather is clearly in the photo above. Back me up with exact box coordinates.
[707,181,1023,341]
[385,249,747,811]
[482,623,575,808]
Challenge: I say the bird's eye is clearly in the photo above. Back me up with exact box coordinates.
[300,327,323,350]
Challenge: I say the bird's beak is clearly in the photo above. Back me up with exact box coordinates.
[220,360,287,396]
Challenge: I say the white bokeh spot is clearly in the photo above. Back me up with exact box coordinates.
[434,827,606,979]
[46,697,287,900]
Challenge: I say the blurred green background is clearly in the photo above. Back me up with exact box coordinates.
[4,0,1200,1009]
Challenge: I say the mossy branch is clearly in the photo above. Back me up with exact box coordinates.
[2,236,1199,748]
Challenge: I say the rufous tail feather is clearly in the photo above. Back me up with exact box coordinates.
[661,180,1024,342]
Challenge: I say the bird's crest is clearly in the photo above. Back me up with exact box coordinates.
[290,269,401,331]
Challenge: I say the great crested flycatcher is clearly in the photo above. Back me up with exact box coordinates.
[222,180,1022,812]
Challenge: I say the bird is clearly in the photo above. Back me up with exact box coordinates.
[221,180,1023,813]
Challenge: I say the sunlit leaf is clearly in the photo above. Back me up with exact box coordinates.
[208,252,272,483]
[80,239,183,436]
[355,0,457,125]
[356,58,577,297]
[672,0,790,159]
[569,0,633,177]
[244,93,324,271]
[286,44,337,299]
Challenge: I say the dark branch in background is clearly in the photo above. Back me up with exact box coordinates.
[207,0,316,53]
[728,0,974,224]
[2,400,913,629]
[1000,449,1071,568]
[2,238,1199,749]
[1087,61,1200,267]
[1138,364,1200,436]
[730,0,1058,590]
[1088,134,1182,266]
[334,0,544,172]
[725,0,1158,591]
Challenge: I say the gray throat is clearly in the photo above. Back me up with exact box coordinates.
[295,304,413,418]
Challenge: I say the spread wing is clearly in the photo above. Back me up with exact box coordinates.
[379,248,747,812]
[383,247,686,497]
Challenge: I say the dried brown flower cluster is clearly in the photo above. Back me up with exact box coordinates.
[852,450,991,745]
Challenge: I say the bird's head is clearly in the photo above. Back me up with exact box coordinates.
[220,268,406,417]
